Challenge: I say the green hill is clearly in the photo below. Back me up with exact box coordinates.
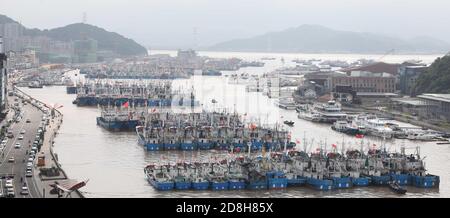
[209,24,450,53]
[414,55,450,94]
[1,14,147,56]
[45,23,147,56]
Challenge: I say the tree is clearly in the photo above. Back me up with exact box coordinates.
[414,55,450,94]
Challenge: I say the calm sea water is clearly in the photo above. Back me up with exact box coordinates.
[24,51,448,198]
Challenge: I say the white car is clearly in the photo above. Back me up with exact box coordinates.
[15,143,21,148]
[8,157,15,162]
[18,135,24,140]
[5,180,13,188]
[20,130,26,134]
[7,189,15,197]
[26,162,33,167]
[28,157,33,162]
[26,171,33,177]
[20,186,29,195]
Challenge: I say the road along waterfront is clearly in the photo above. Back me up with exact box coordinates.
[4,87,83,198]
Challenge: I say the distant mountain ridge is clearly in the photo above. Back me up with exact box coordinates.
[0,14,147,56]
[209,25,450,54]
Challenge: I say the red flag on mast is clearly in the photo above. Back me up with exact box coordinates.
[355,134,364,139]
[122,101,129,108]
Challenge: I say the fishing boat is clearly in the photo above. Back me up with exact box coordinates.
[297,111,320,122]
[191,163,210,190]
[266,171,288,189]
[144,164,174,191]
[274,98,297,110]
[404,149,440,188]
[331,120,362,135]
[361,118,394,139]
[309,100,347,123]
[164,126,180,150]
[97,109,141,131]
[181,126,197,150]
[283,120,294,126]
[389,182,407,194]
[142,144,440,192]
[197,126,214,150]
[202,69,222,76]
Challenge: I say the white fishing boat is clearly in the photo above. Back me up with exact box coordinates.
[311,100,347,123]
[274,98,297,110]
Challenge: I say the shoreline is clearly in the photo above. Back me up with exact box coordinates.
[14,86,84,198]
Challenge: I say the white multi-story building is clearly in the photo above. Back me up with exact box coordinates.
[0,37,8,114]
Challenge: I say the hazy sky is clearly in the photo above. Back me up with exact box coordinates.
[1,0,450,48]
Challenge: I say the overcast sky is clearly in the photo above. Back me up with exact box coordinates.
[1,0,450,48]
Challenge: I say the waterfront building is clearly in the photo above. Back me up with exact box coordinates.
[399,65,428,96]
[72,38,98,63]
[177,49,197,59]
[0,22,24,52]
[6,49,39,70]
[304,71,345,92]
[391,98,428,116]
[342,62,400,76]
[330,71,396,93]
[417,94,450,122]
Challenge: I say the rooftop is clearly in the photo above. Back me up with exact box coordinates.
[391,98,428,106]
[342,62,400,75]
[417,93,450,103]
[357,92,398,97]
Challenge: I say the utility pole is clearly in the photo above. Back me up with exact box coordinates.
[82,12,87,24]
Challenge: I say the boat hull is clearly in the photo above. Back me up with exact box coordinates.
[146,143,162,151]
[148,178,174,191]
[390,174,410,186]
[211,181,229,191]
[332,177,352,189]
[164,143,180,150]
[192,182,210,190]
[247,181,267,190]
[306,178,333,191]
[96,117,139,131]
[180,142,197,150]
[370,175,391,185]
[411,175,440,188]
[351,177,370,186]
[228,181,246,190]
[175,181,192,190]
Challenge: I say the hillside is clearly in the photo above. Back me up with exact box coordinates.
[44,23,148,56]
[414,55,450,94]
[209,25,450,54]
[1,14,147,56]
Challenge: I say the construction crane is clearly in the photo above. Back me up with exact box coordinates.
[377,49,395,62]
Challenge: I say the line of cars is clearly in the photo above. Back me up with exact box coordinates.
[0,177,29,198]
[1,90,50,198]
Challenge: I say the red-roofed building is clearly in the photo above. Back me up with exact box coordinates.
[342,62,400,76]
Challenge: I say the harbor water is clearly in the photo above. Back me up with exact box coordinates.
[24,51,449,198]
